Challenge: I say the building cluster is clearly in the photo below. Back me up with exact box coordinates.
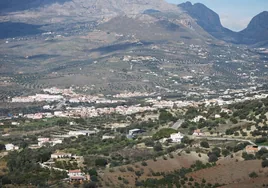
[122,55,157,62]
[69,105,158,118]
[113,92,155,98]
[12,94,64,103]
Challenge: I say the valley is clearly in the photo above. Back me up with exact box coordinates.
[0,0,268,187]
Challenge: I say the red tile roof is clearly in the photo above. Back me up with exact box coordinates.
[69,169,81,173]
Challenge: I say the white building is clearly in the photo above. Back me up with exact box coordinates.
[170,132,184,143]
[68,169,86,181]
[5,144,19,151]
[11,122,20,126]
[102,135,116,140]
[68,130,96,137]
[38,138,63,147]
[191,115,206,123]
[51,152,72,159]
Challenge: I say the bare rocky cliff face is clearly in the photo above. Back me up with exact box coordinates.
[178,1,268,46]
[238,11,268,45]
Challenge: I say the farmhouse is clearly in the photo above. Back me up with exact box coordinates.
[192,129,204,136]
[51,152,72,159]
[170,132,184,143]
[68,169,88,182]
[5,144,19,151]
[68,130,96,137]
[245,145,259,154]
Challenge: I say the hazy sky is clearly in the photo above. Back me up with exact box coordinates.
[165,0,268,31]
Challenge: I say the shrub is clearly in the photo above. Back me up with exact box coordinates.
[249,171,258,178]
[141,161,147,166]
[135,170,143,177]
[167,146,176,153]
[200,141,210,148]
[119,167,126,172]
[123,178,129,184]
[208,153,218,162]
[153,142,163,152]
[163,156,167,160]
[153,128,177,140]
[95,158,108,167]
[127,166,134,172]
[262,160,268,168]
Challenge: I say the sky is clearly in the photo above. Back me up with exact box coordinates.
[165,0,268,31]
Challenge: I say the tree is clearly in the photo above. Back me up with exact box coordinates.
[212,147,221,157]
[0,143,5,151]
[222,149,230,157]
[83,182,97,188]
[181,121,189,128]
[141,161,147,166]
[181,136,191,144]
[88,168,98,176]
[200,141,210,148]
[230,117,238,124]
[153,128,177,140]
[56,118,68,126]
[153,142,163,152]
[159,110,176,122]
[144,138,155,147]
[208,153,218,162]
[95,158,108,167]
[262,160,268,168]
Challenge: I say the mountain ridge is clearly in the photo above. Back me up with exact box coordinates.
[178,1,268,45]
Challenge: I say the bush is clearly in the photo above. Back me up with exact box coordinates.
[200,141,210,148]
[91,175,98,182]
[119,167,126,172]
[255,137,267,144]
[262,160,268,168]
[159,110,176,122]
[208,153,218,162]
[127,166,134,172]
[141,161,147,166]
[135,170,143,177]
[88,168,98,176]
[222,149,230,157]
[123,178,129,184]
[249,171,258,178]
[167,146,176,153]
[163,156,167,160]
[153,142,163,152]
[95,158,108,167]
[181,136,191,144]
[153,128,177,140]
[230,117,238,124]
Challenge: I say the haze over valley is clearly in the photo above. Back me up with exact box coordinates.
[0,1,268,187]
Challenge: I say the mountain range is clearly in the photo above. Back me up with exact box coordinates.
[0,0,267,46]
[178,2,268,46]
